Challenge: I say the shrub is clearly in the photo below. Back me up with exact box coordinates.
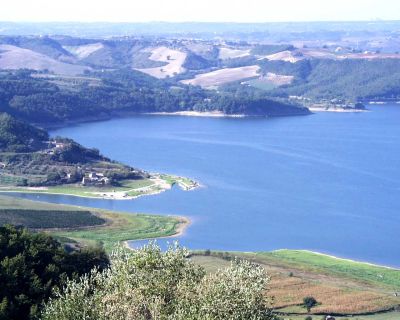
[43,243,276,320]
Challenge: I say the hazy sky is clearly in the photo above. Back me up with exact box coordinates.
[2,0,400,22]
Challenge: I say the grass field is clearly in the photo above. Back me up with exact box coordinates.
[190,251,400,317]
[0,195,185,252]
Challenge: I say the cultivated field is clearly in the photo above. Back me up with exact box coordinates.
[258,50,304,63]
[181,65,260,88]
[218,47,250,59]
[63,43,104,59]
[0,44,89,75]
[136,46,187,78]
[191,250,400,317]
[0,209,105,229]
[245,72,295,90]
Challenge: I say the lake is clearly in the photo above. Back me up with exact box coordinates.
[14,104,400,267]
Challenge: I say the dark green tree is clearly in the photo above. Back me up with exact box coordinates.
[0,225,109,320]
[303,296,318,313]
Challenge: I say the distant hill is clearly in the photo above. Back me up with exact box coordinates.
[1,33,400,118]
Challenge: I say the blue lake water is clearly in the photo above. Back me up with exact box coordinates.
[14,104,400,267]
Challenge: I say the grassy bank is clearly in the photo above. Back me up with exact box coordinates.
[0,195,186,252]
[266,250,400,289]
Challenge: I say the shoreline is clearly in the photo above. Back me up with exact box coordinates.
[309,107,368,113]
[0,173,201,201]
[38,109,312,130]
[37,110,245,129]
[123,215,191,250]
[273,249,400,270]
[144,111,246,118]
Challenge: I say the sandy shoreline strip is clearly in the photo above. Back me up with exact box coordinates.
[145,111,245,118]
[309,107,368,113]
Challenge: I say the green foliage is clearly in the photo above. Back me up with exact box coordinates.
[268,59,400,101]
[0,225,109,320]
[183,52,215,70]
[42,243,276,320]
[1,71,307,123]
[0,209,105,229]
[303,296,318,312]
[0,113,48,152]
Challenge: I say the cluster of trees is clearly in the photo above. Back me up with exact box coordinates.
[260,59,400,101]
[0,70,307,124]
[0,225,109,319]
[0,113,48,152]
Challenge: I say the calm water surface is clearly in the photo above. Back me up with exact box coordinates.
[14,104,400,267]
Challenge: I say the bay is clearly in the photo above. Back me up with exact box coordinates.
[14,104,400,267]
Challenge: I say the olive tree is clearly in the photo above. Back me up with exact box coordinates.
[42,243,276,320]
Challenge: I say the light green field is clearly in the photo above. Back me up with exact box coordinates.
[263,250,400,289]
